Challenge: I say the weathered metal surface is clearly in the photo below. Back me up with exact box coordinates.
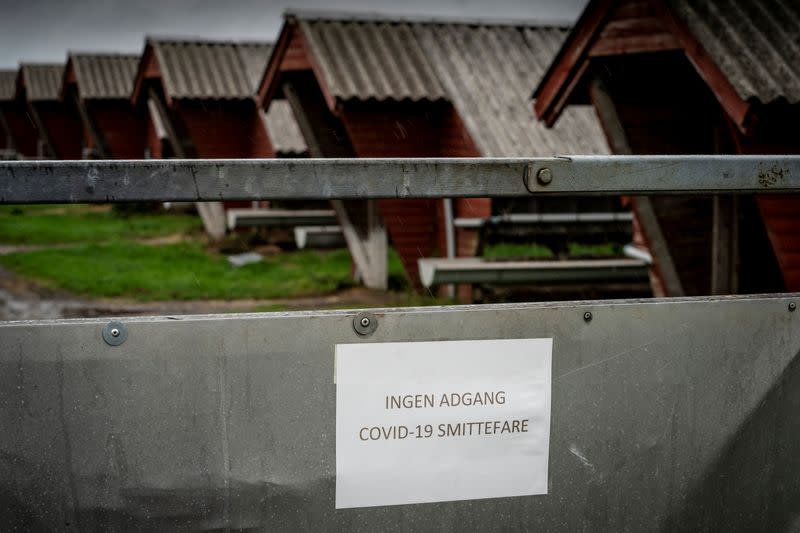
[2,155,800,204]
[0,294,799,530]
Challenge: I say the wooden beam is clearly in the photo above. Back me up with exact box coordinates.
[71,92,109,158]
[0,108,14,151]
[26,103,56,158]
[711,195,738,294]
[589,77,685,297]
[282,75,388,290]
[148,88,225,241]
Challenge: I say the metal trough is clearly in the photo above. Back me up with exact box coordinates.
[418,257,649,288]
[293,225,345,249]
[226,208,338,230]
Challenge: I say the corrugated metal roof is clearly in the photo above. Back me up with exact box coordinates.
[295,14,608,156]
[299,19,448,102]
[149,39,271,100]
[20,63,63,101]
[0,70,16,101]
[236,42,273,92]
[69,54,139,99]
[669,0,800,105]
[263,101,308,154]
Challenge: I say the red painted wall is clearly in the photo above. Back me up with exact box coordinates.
[339,101,485,293]
[174,100,272,158]
[33,102,83,159]
[86,101,148,159]
[0,104,39,157]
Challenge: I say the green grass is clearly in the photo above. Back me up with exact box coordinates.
[0,242,358,301]
[0,205,201,244]
[567,242,621,257]
[483,242,554,260]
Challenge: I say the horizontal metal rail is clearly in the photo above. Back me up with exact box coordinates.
[1,155,799,203]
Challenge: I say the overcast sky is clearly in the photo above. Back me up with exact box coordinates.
[0,0,587,69]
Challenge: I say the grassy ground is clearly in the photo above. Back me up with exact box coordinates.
[1,242,360,300]
[0,204,201,244]
[483,242,621,259]
[0,204,409,301]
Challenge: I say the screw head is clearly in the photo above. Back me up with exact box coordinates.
[537,167,553,186]
[790,302,797,312]
[583,311,593,322]
[102,321,127,346]
[353,312,378,336]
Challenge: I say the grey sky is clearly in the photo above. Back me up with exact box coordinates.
[0,0,587,69]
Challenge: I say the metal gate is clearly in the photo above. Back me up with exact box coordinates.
[1,156,799,531]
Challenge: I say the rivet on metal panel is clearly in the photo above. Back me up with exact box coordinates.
[524,164,552,193]
[353,312,378,336]
[583,311,593,323]
[102,321,128,346]
[537,168,553,186]
[790,302,797,312]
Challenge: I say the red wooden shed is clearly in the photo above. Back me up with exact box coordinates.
[16,63,83,159]
[1,69,39,158]
[62,54,146,159]
[130,39,305,238]
[534,0,800,294]
[258,12,610,294]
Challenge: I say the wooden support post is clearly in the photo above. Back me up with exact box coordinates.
[589,77,684,296]
[71,92,109,158]
[283,75,387,289]
[26,103,56,158]
[148,89,226,241]
[711,195,738,294]
[0,109,14,152]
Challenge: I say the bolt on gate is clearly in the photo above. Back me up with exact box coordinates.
[1,156,799,531]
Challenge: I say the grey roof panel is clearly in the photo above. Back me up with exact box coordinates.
[293,13,607,156]
[20,63,63,101]
[0,70,16,101]
[150,39,271,100]
[70,54,139,99]
[236,42,273,92]
[299,19,447,102]
[414,23,608,156]
[669,0,800,104]
[263,101,308,155]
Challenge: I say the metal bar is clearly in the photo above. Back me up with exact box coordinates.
[418,258,649,288]
[1,156,799,204]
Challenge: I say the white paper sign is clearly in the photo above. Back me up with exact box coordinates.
[335,338,552,509]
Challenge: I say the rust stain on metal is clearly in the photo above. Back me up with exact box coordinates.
[758,165,788,188]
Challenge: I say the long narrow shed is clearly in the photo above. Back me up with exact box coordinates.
[533,0,800,295]
[16,63,83,159]
[130,39,306,238]
[258,12,610,292]
[62,53,146,159]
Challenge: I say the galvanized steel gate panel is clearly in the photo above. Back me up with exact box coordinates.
[2,295,799,531]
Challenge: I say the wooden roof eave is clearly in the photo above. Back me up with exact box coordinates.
[532,0,614,126]
[257,18,295,109]
[534,0,753,133]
